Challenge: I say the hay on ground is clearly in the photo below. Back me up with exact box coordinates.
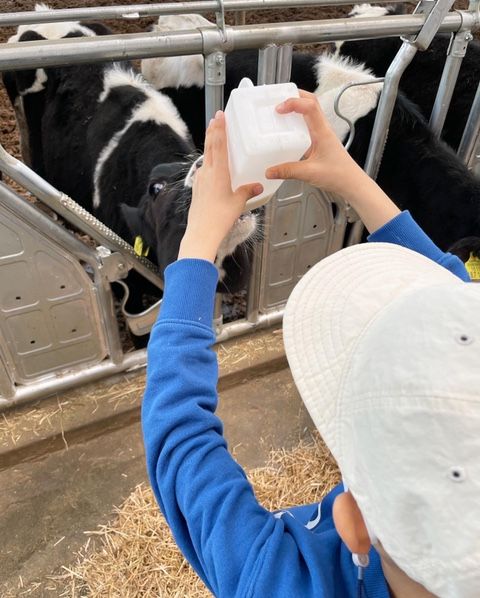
[54,432,340,597]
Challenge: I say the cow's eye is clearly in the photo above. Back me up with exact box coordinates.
[149,181,167,198]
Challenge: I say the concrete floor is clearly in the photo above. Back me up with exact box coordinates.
[1,366,314,596]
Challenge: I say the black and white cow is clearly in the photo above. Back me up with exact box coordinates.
[141,14,480,254]
[336,3,480,151]
[3,6,257,316]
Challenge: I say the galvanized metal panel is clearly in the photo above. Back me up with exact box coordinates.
[259,181,346,312]
[0,202,107,384]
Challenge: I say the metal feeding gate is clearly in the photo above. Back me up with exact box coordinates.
[0,0,479,409]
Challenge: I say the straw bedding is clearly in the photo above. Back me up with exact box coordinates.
[58,432,340,597]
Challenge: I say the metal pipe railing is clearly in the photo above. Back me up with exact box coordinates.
[246,44,279,324]
[0,349,147,410]
[0,0,411,27]
[429,29,472,137]
[202,33,227,331]
[458,81,480,163]
[0,13,475,72]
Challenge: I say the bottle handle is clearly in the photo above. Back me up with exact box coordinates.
[238,77,255,89]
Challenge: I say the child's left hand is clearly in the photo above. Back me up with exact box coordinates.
[178,111,263,262]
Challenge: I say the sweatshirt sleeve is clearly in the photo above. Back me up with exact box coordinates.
[368,210,470,281]
[142,259,283,597]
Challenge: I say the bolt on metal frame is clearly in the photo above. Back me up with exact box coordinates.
[0,0,479,408]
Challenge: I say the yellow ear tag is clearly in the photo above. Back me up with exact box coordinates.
[465,252,480,281]
[134,235,150,258]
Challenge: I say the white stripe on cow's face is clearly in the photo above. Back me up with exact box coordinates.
[141,14,211,89]
[8,4,97,43]
[93,68,190,209]
[314,54,383,142]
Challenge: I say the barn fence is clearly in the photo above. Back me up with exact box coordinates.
[0,0,479,408]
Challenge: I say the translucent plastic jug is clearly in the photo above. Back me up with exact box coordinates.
[225,78,311,212]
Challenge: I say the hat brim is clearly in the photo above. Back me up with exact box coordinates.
[283,242,461,458]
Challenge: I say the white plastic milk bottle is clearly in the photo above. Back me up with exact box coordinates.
[224,77,311,212]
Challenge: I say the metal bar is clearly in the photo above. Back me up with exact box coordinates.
[257,44,278,86]
[364,42,418,178]
[0,13,474,72]
[216,309,283,342]
[458,81,480,163]
[203,33,227,330]
[429,29,472,137]
[347,41,418,247]
[276,44,293,83]
[0,350,147,411]
[204,51,226,122]
[0,1,413,27]
[246,45,278,324]
[0,144,163,291]
[235,10,247,25]
[406,0,455,50]
[0,182,124,365]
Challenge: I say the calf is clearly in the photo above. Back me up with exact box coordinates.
[4,6,257,321]
[141,14,480,253]
[336,3,480,151]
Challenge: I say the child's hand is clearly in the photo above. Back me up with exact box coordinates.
[266,90,400,233]
[178,111,262,262]
[266,90,366,198]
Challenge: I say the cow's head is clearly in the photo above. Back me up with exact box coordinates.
[120,161,257,293]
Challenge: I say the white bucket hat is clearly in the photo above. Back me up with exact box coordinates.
[283,242,480,598]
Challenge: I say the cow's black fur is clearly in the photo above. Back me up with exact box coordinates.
[338,33,480,151]
[348,94,480,250]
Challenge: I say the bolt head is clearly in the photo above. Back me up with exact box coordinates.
[465,32,473,42]
[215,54,224,65]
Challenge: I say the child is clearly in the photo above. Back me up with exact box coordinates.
[142,92,478,597]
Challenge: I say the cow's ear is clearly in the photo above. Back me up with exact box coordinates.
[120,204,143,236]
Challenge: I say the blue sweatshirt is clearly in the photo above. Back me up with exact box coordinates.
[142,211,469,598]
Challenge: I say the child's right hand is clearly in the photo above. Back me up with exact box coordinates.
[266,90,400,234]
[265,90,367,200]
